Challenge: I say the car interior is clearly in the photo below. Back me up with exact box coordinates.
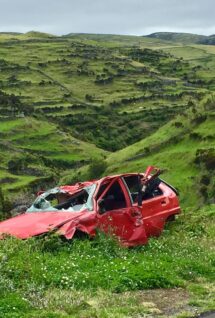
[123,175,163,203]
[98,180,127,213]
[97,174,163,214]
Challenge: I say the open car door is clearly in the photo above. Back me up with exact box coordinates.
[96,177,147,247]
[123,167,174,237]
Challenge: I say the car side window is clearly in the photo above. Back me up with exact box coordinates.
[123,175,163,204]
[123,175,140,204]
[98,180,127,214]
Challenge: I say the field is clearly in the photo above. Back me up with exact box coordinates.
[0,32,215,317]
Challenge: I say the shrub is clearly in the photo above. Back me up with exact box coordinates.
[174,121,183,128]
[88,159,107,179]
[0,187,13,219]
[195,148,215,170]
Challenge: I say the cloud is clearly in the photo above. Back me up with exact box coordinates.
[0,0,214,35]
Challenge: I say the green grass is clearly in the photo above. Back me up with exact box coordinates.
[0,117,107,195]
[101,95,215,205]
[0,205,214,317]
[162,46,211,60]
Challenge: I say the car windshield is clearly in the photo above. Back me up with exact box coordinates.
[26,184,96,213]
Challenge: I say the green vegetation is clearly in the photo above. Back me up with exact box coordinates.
[0,31,215,317]
[0,205,214,317]
[0,117,106,199]
[104,98,215,207]
[1,31,215,195]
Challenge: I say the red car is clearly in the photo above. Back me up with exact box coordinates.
[0,166,181,247]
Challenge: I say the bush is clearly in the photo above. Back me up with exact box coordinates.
[0,187,13,220]
[88,159,107,179]
[195,148,215,170]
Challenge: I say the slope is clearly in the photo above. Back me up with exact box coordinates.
[0,32,215,201]
[105,97,215,207]
[0,33,210,153]
[0,117,107,195]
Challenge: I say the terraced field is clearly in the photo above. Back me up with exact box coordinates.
[0,117,106,195]
[0,32,214,198]
[0,32,214,199]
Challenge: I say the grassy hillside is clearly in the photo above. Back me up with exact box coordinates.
[1,32,215,196]
[0,32,215,318]
[104,98,215,207]
[0,117,106,196]
[62,96,215,210]
[0,32,210,150]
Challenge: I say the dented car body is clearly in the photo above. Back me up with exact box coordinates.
[0,166,181,246]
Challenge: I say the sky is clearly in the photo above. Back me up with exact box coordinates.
[0,0,215,36]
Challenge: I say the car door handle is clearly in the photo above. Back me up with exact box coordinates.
[161,200,167,205]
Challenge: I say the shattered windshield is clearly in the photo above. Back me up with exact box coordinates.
[27,184,96,213]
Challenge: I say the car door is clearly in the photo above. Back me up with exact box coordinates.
[141,192,169,236]
[122,173,168,237]
[96,177,147,246]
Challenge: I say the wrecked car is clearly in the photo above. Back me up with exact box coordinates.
[0,166,181,247]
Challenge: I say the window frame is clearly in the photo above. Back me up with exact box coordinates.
[96,177,131,214]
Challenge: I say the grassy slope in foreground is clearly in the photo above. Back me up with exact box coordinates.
[0,204,214,317]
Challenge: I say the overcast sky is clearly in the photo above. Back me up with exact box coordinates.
[0,0,215,36]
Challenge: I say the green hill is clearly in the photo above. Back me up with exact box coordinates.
[0,116,107,194]
[66,95,215,209]
[146,32,207,44]
[0,32,215,197]
[0,32,215,318]
[146,31,215,46]
[105,98,215,207]
[21,31,57,39]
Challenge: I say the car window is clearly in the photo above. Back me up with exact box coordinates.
[98,180,127,214]
[123,175,163,203]
[123,175,140,204]
[96,181,111,200]
[27,184,96,213]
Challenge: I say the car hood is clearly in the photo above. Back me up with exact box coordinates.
[0,211,89,239]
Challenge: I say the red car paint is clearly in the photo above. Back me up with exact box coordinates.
[0,166,181,246]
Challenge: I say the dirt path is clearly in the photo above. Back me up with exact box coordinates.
[127,288,215,317]
[198,312,215,318]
